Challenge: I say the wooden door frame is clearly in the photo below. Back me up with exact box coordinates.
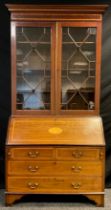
[11,21,56,116]
[56,21,102,116]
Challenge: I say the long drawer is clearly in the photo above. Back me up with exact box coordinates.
[6,147,104,161]
[8,160,103,176]
[7,176,103,193]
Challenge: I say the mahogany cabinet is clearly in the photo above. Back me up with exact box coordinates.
[5,4,108,206]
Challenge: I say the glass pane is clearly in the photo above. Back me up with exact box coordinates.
[16,27,51,110]
[61,27,96,110]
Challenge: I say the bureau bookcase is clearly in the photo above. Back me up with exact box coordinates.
[5,4,108,206]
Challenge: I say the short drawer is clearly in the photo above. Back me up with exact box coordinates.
[6,147,55,160]
[57,147,103,161]
[8,160,103,176]
[7,176,103,193]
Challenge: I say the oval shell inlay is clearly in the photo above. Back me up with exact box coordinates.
[48,127,63,134]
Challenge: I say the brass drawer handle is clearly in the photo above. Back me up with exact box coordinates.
[71,183,81,189]
[72,151,83,158]
[7,151,12,157]
[99,151,104,160]
[28,151,39,158]
[28,182,39,189]
[28,165,39,172]
[71,166,82,172]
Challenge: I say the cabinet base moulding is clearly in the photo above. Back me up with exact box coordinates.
[5,193,104,206]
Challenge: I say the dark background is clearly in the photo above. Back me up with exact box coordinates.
[0,0,111,188]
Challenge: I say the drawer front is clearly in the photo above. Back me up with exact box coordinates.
[7,147,55,160]
[8,161,103,176]
[57,147,103,161]
[7,177,103,193]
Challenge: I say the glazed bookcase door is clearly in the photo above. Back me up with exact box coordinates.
[11,22,55,115]
[58,22,101,115]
